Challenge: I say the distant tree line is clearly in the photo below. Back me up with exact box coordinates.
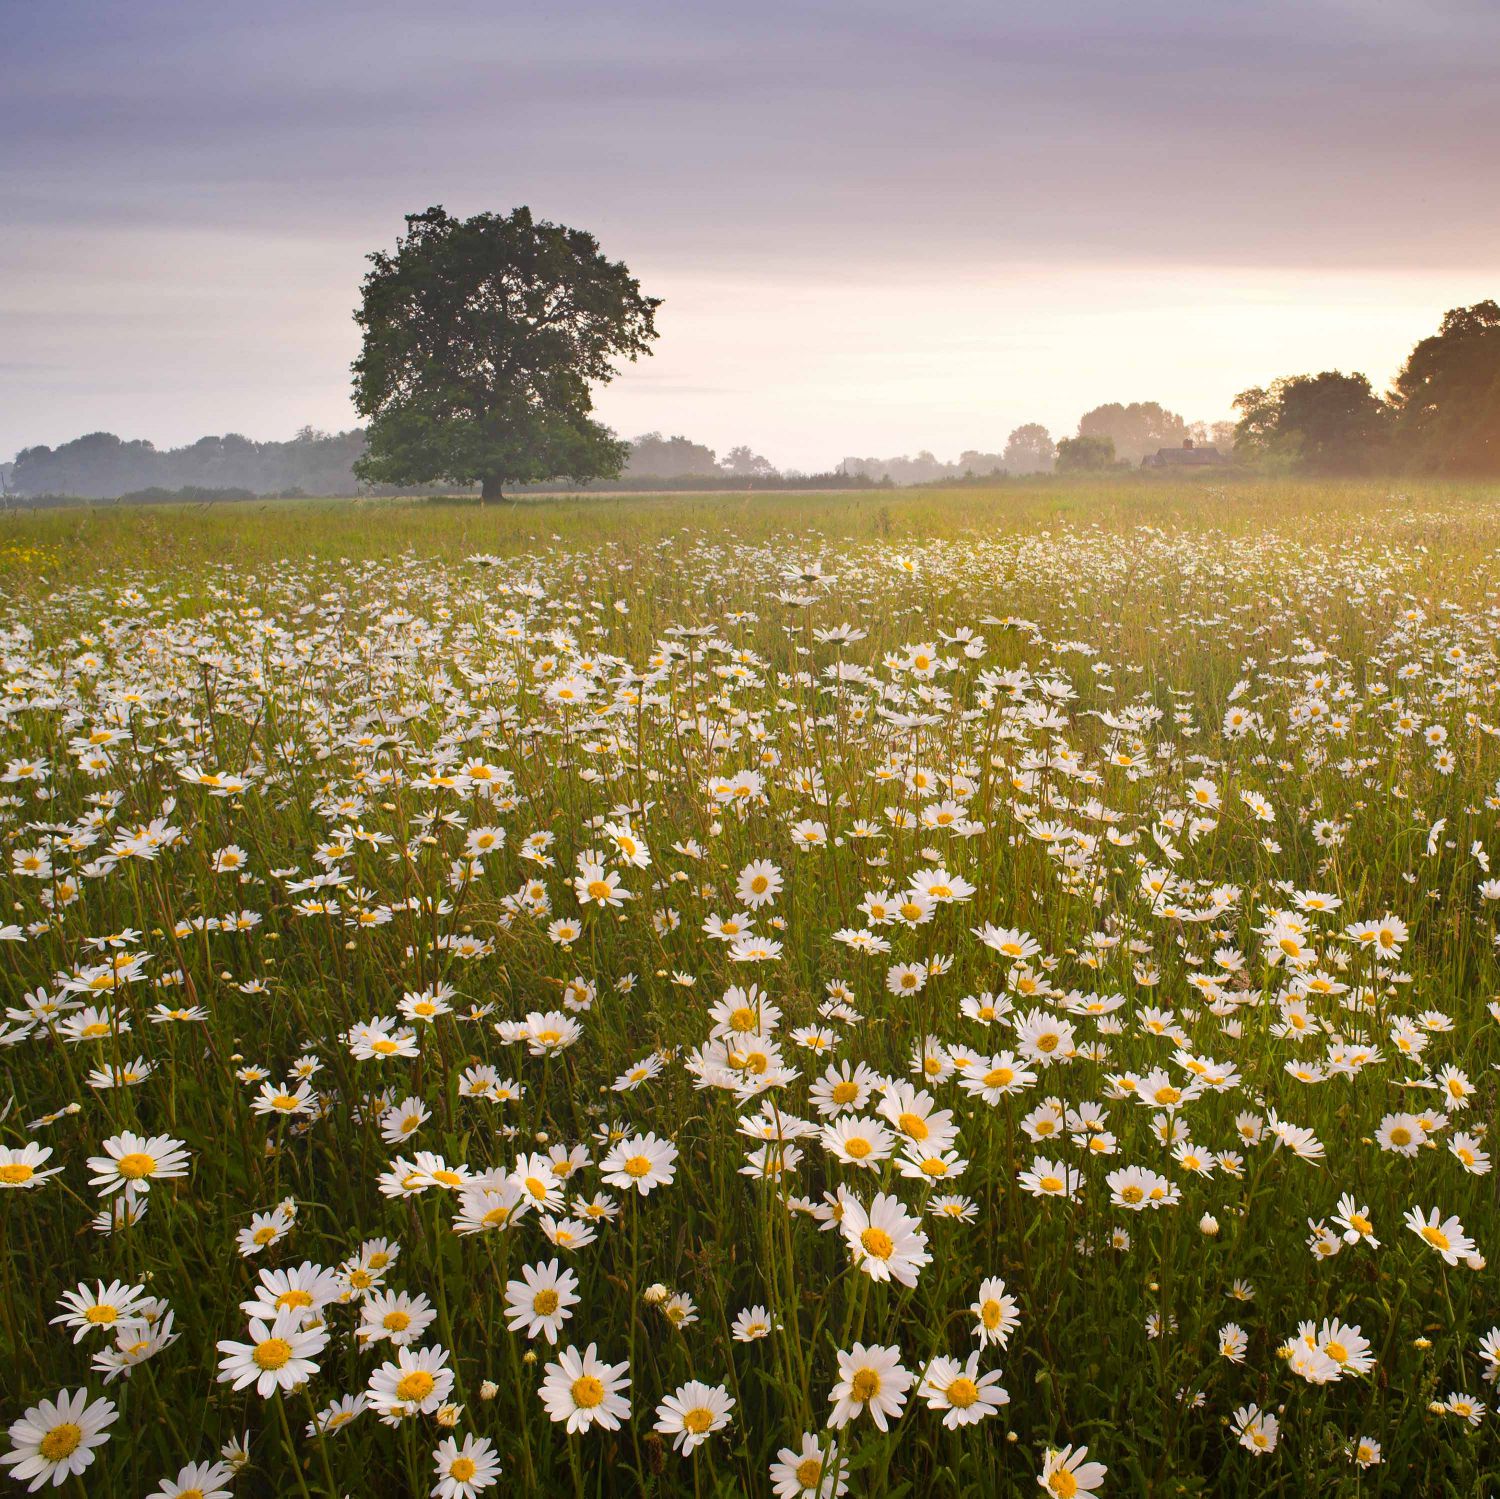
[1230,301,1500,475]
[2,427,852,501]
[7,299,1497,500]
[6,428,378,501]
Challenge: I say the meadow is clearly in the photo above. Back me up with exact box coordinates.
[2,478,1499,1496]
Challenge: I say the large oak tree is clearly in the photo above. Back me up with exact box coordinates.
[352,206,660,501]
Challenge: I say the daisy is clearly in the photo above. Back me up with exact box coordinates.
[145,1460,235,1499]
[358,1289,438,1348]
[538,1344,631,1433]
[503,1260,579,1344]
[737,860,783,908]
[1233,1404,1279,1454]
[653,1380,735,1454]
[731,1305,774,1342]
[1039,1443,1108,1495]
[599,1132,678,1196]
[240,1262,343,1325]
[821,1115,895,1170]
[368,1345,456,1420]
[50,1280,150,1344]
[216,1310,328,1398]
[86,1131,190,1197]
[1333,1195,1379,1247]
[1019,1155,1082,1201]
[431,1433,501,1497]
[0,1141,64,1189]
[305,1393,368,1437]
[840,1192,932,1286]
[770,1433,848,1498]
[826,1342,911,1431]
[2,1388,117,1492]
[971,1277,1022,1347]
[919,1352,1009,1428]
[1404,1206,1477,1265]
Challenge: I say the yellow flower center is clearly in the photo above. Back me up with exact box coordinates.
[254,1337,294,1370]
[1421,1226,1451,1251]
[624,1155,652,1178]
[897,1112,928,1141]
[572,1375,605,1409]
[384,1310,411,1331]
[729,1007,757,1032]
[39,1423,83,1461]
[844,1137,872,1159]
[795,1456,824,1487]
[396,1370,436,1402]
[682,1407,714,1434]
[1035,1034,1059,1053]
[115,1152,156,1179]
[850,1368,881,1402]
[945,1377,979,1409]
[0,1163,34,1184]
[1039,1175,1064,1193]
[981,1299,1001,1329]
[533,1289,560,1316]
[1048,1471,1079,1499]
[831,1081,859,1104]
[450,1458,477,1482]
[860,1227,894,1259]
[1121,1185,1144,1204]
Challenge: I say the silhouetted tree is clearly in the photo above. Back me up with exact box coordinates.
[352,206,659,502]
[1077,402,1187,465]
[1390,301,1500,475]
[1002,423,1055,474]
[719,445,778,479]
[1233,372,1391,473]
[624,433,719,478]
[1055,434,1117,472]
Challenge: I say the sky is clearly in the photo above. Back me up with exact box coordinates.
[3,0,1497,471]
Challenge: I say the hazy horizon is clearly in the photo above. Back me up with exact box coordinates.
[4,0,1498,471]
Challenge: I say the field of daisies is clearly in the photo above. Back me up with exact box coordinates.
[2,482,1499,1496]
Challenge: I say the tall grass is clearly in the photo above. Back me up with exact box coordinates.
[0,480,1498,1495]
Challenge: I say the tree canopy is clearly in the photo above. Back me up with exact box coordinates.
[1077,402,1187,465]
[352,206,660,500]
[1055,434,1117,472]
[1002,423,1055,474]
[1233,372,1391,474]
[1390,300,1500,475]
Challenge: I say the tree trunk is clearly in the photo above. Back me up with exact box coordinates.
[480,474,504,504]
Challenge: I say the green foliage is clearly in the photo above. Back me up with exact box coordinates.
[1232,372,1391,474]
[3,482,1500,1496]
[1390,301,1500,476]
[1076,402,1187,466]
[1054,434,1117,472]
[352,205,660,499]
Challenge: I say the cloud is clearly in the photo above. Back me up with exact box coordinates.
[3,0,1496,465]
